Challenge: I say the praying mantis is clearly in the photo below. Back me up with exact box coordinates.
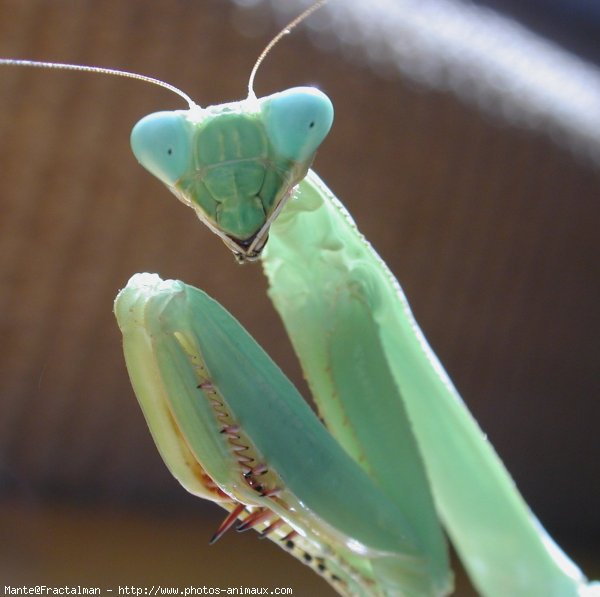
[2,1,598,595]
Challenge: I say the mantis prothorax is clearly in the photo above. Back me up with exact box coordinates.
[2,2,598,595]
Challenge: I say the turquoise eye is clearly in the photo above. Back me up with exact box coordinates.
[260,87,334,162]
[130,111,192,186]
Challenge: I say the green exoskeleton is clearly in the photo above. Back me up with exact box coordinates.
[3,2,598,596]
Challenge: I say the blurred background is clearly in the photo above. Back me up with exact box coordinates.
[0,0,598,594]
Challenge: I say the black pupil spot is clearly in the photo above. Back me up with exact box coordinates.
[167,148,173,155]
[309,121,315,128]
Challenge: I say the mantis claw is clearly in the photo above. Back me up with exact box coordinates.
[236,508,274,533]
[209,503,246,545]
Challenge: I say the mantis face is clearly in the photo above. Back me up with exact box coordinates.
[130,87,333,262]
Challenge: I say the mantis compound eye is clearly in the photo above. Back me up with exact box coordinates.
[260,87,334,162]
[130,111,193,186]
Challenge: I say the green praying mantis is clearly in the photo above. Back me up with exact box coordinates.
[2,2,599,595]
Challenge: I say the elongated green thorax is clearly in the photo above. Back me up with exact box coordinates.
[130,88,333,261]
[262,170,594,597]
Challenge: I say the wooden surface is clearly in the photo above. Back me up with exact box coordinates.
[0,0,598,592]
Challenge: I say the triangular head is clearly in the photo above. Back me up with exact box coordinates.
[130,87,333,261]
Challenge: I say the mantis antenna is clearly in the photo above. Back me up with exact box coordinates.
[247,0,328,99]
[0,1,327,108]
[0,57,198,110]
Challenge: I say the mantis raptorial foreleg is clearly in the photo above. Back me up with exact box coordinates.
[114,272,449,597]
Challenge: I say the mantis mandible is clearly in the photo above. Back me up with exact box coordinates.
[2,2,598,596]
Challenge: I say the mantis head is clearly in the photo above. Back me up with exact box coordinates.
[129,86,333,188]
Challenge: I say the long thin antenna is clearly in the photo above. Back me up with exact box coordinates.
[247,0,328,98]
[0,58,197,109]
